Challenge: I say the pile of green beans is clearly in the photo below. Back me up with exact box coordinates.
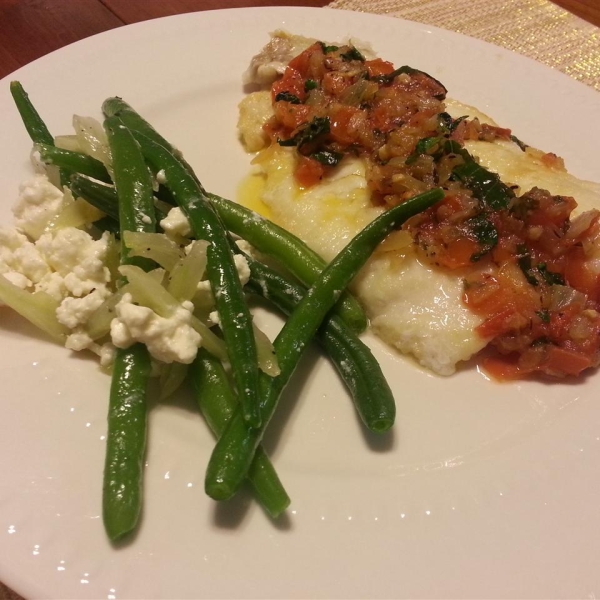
[10,83,443,540]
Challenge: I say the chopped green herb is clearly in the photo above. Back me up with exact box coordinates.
[517,246,539,286]
[510,194,539,220]
[304,79,318,92]
[311,149,343,166]
[278,116,331,152]
[274,92,301,104]
[537,263,565,286]
[374,66,447,99]
[341,47,366,62]
[468,214,499,261]
[405,136,442,165]
[320,42,339,54]
[536,310,551,324]
[510,134,528,152]
[437,113,468,134]
[449,141,515,211]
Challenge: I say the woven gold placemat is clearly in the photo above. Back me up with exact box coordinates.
[327,0,600,90]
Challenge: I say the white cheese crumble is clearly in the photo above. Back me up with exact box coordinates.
[56,287,111,329]
[36,228,111,297]
[160,207,191,238]
[0,226,50,287]
[196,253,251,301]
[110,293,201,364]
[234,254,251,286]
[12,174,65,239]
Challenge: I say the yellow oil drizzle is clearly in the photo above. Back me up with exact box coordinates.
[236,172,274,221]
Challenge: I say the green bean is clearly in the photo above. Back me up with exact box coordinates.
[70,174,170,225]
[320,318,395,432]
[70,174,120,221]
[94,215,121,237]
[103,344,151,542]
[102,116,157,541]
[242,250,395,433]
[105,117,156,267]
[189,350,290,518]
[102,97,198,178]
[205,188,444,500]
[10,81,54,146]
[10,81,68,185]
[127,127,262,429]
[101,97,367,334]
[208,193,367,333]
[36,143,112,183]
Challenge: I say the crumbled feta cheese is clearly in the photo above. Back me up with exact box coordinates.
[99,343,116,368]
[110,293,201,364]
[160,207,191,238]
[235,239,255,257]
[208,310,221,326]
[12,174,65,239]
[196,279,212,293]
[140,212,152,225]
[37,228,111,297]
[35,272,67,302]
[65,329,97,352]
[234,253,250,286]
[195,253,250,304]
[56,287,111,329]
[0,226,50,284]
[156,169,167,184]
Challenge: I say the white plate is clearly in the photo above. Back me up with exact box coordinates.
[1,7,600,599]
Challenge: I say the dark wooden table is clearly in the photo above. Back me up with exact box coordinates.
[0,0,599,81]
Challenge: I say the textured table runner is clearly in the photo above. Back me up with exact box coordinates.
[1,1,598,599]
[328,0,600,90]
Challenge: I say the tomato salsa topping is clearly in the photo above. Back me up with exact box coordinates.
[265,41,600,379]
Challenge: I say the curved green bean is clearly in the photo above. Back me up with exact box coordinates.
[205,188,444,501]
[10,81,68,185]
[209,193,367,333]
[189,350,290,518]
[102,96,198,179]
[36,143,112,183]
[10,81,54,146]
[242,248,395,432]
[69,174,120,221]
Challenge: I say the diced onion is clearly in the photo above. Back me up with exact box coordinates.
[548,285,586,311]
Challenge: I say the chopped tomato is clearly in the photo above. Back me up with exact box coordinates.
[322,71,352,98]
[543,346,592,376]
[288,43,323,78]
[295,156,325,188]
[436,238,479,269]
[364,59,395,78]
[476,308,520,339]
[329,105,361,146]
[273,102,312,131]
[369,105,395,133]
[481,356,525,381]
[565,252,600,302]
[271,68,306,103]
